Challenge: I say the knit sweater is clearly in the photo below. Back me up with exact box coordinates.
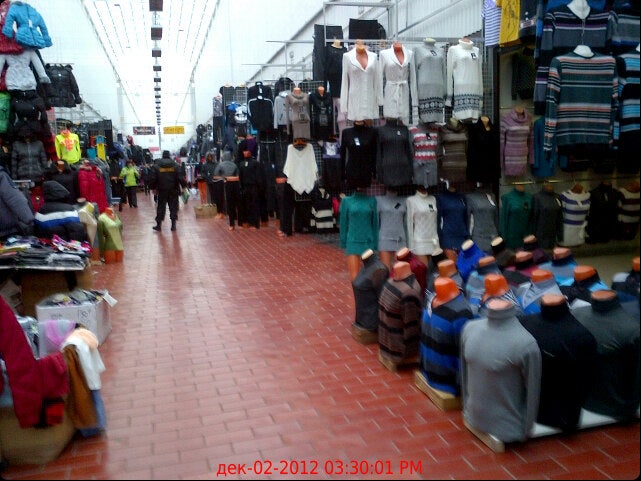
[413,42,446,123]
[531,189,562,249]
[499,188,533,249]
[615,50,640,174]
[520,302,598,431]
[572,296,640,419]
[465,192,499,253]
[378,274,423,363]
[375,123,413,188]
[352,253,389,331]
[421,292,475,395]
[445,40,483,121]
[410,124,440,188]
[466,117,501,183]
[461,303,541,443]
[339,191,378,256]
[500,108,534,177]
[341,124,377,189]
[456,242,486,283]
[376,191,407,253]
[436,191,469,250]
[517,278,563,315]
[405,191,440,256]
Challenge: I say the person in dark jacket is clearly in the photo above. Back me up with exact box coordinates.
[148,150,187,232]
[0,165,34,240]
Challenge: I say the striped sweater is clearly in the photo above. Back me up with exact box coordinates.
[378,274,423,363]
[544,52,618,152]
[558,189,591,247]
[420,293,475,395]
[410,124,440,187]
[500,108,534,177]
[615,50,640,174]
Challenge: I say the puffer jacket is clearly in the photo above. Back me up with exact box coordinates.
[10,138,48,183]
[77,163,108,213]
[44,64,82,107]
[0,1,23,54]
[0,165,33,239]
[148,156,186,193]
[34,180,87,242]
[1,1,52,49]
[0,49,50,91]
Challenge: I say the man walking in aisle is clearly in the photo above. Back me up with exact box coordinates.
[148,150,187,232]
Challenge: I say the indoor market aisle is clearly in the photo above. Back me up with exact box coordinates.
[3,196,639,480]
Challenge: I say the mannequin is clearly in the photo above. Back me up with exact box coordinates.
[445,37,483,121]
[519,293,598,432]
[285,87,311,140]
[567,0,590,19]
[461,298,541,443]
[456,239,486,283]
[425,247,447,296]
[309,84,333,140]
[480,273,522,317]
[379,39,418,126]
[395,247,427,294]
[538,246,578,286]
[376,188,407,270]
[571,290,640,419]
[421,276,475,395]
[574,45,594,58]
[518,269,563,315]
[560,265,610,305]
[504,251,537,289]
[414,37,446,124]
[351,248,389,334]
[340,39,380,121]
[465,255,501,314]
[490,236,516,269]
[339,188,378,282]
[611,257,640,314]
[405,186,439,267]
[437,259,464,289]
[332,38,342,49]
[521,234,549,265]
[378,261,423,365]
[97,207,123,263]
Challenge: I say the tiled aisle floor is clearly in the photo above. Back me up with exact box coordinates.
[3,196,639,480]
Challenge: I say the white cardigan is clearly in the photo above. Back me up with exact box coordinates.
[340,48,381,121]
[378,46,418,126]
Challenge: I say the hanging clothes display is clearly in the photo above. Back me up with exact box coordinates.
[340,44,381,122]
[378,43,418,126]
[413,39,446,124]
[55,129,82,165]
[445,38,483,121]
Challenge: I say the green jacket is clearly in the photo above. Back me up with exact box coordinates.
[119,165,139,187]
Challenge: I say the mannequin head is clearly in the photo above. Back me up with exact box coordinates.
[461,239,474,252]
[491,236,505,252]
[438,259,457,278]
[531,269,553,283]
[486,298,512,311]
[523,235,537,247]
[574,265,597,282]
[632,257,640,272]
[540,293,566,306]
[553,247,572,260]
[361,248,374,261]
[395,247,410,262]
[515,251,533,265]
[432,277,460,307]
[393,261,412,281]
[482,273,509,302]
[477,256,496,268]
[591,289,617,302]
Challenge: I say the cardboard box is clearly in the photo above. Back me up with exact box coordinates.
[0,406,76,465]
[36,292,111,347]
[194,203,217,218]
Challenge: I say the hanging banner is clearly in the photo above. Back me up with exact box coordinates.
[133,126,156,135]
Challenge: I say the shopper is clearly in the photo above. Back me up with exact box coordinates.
[148,150,187,232]
[119,159,139,208]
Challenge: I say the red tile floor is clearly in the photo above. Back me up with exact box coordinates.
[3,196,639,480]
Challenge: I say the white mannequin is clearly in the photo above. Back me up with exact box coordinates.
[567,0,590,19]
[574,45,594,57]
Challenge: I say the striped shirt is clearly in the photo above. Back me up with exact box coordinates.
[482,0,502,47]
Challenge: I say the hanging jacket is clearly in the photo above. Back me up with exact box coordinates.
[0,164,34,239]
[77,163,108,213]
[1,1,53,49]
[0,48,50,91]
[0,1,23,54]
[10,138,48,183]
[44,64,82,107]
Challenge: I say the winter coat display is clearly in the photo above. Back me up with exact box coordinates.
[0,164,33,239]
[10,137,47,183]
[44,64,82,107]
[0,48,49,91]
[77,163,108,213]
[0,0,23,54]
[34,180,87,242]
[1,1,52,49]
[0,297,69,428]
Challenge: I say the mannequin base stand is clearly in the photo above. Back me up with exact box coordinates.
[351,323,378,344]
[414,370,462,411]
[103,250,124,264]
[463,419,505,453]
[378,350,419,373]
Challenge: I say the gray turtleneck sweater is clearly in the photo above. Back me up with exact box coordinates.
[461,303,541,443]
